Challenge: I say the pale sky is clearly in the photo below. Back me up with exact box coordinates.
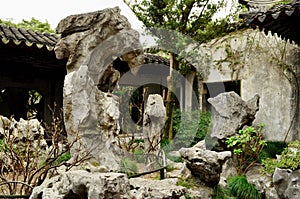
[0,0,144,29]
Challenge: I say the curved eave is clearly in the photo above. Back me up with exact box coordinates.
[0,24,58,51]
[240,2,300,45]
[0,36,55,51]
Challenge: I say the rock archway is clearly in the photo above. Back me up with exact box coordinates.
[54,7,144,170]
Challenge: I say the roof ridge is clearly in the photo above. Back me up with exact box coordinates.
[0,23,59,50]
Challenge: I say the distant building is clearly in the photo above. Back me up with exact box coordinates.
[0,24,67,123]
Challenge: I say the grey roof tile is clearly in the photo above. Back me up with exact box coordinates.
[0,23,59,50]
[240,1,300,44]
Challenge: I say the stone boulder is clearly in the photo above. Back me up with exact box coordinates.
[129,178,186,198]
[207,91,260,151]
[246,164,278,198]
[273,168,300,199]
[63,64,122,171]
[29,170,131,199]
[54,7,144,171]
[179,141,231,186]
[0,116,47,148]
[143,94,166,154]
[219,158,237,187]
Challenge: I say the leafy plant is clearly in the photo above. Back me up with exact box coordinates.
[176,178,195,189]
[262,140,300,175]
[211,185,232,199]
[258,141,287,163]
[166,153,183,163]
[53,152,71,166]
[226,124,267,175]
[0,104,91,195]
[133,149,146,163]
[261,158,278,175]
[228,176,263,199]
[278,141,300,170]
[120,157,139,177]
[172,109,211,149]
[185,193,194,199]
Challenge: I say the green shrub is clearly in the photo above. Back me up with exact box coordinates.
[261,158,277,175]
[184,193,194,199]
[167,154,183,163]
[211,185,232,199]
[226,124,267,175]
[0,138,7,152]
[258,141,287,163]
[172,109,211,148]
[228,176,262,199]
[54,152,71,166]
[133,149,145,163]
[262,140,300,175]
[176,178,195,189]
[120,157,139,177]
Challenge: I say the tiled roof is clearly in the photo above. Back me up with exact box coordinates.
[0,24,176,66]
[240,1,300,44]
[144,53,170,65]
[0,24,59,50]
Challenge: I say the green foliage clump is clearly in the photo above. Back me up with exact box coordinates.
[211,185,232,199]
[261,158,278,175]
[0,138,7,152]
[279,140,300,170]
[176,178,195,189]
[120,157,139,177]
[0,17,55,33]
[258,141,287,163]
[184,193,194,199]
[133,149,146,163]
[54,152,71,166]
[226,124,267,175]
[172,109,211,148]
[228,176,263,199]
[262,140,300,175]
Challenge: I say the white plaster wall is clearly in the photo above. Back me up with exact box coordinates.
[198,29,300,141]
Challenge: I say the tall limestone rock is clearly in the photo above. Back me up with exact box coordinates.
[54,7,144,171]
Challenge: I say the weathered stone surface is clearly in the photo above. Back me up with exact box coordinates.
[63,65,122,171]
[143,94,166,153]
[30,170,131,199]
[55,7,144,171]
[246,164,273,195]
[207,91,260,151]
[273,168,300,199]
[0,115,10,136]
[55,6,143,75]
[219,158,237,187]
[129,177,186,198]
[186,186,213,199]
[266,187,280,199]
[0,117,47,148]
[179,142,231,186]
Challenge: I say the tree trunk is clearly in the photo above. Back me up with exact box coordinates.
[164,53,175,140]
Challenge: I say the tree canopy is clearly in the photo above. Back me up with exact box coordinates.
[0,17,55,33]
[124,0,242,141]
[125,0,239,44]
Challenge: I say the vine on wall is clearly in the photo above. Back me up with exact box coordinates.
[208,29,300,141]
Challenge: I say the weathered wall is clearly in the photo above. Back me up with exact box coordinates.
[197,29,300,141]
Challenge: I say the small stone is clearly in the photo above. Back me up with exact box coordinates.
[179,146,231,186]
